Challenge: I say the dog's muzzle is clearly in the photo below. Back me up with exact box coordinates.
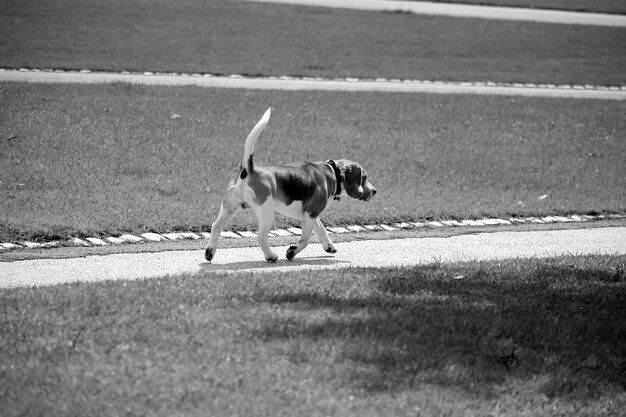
[360,187,377,201]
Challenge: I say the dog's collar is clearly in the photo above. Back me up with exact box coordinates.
[326,160,342,201]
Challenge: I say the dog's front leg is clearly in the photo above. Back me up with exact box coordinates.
[313,218,337,254]
[286,214,317,260]
[254,202,279,262]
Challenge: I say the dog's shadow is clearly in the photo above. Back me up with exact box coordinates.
[199,255,349,272]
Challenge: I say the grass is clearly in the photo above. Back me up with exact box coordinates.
[1,82,624,242]
[1,254,624,416]
[1,0,625,86]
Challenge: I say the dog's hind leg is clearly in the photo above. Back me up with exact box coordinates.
[254,202,279,262]
[205,189,242,262]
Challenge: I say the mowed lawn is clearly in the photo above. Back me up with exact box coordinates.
[1,255,625,416]
[1,0,625,86]
[1,82,625,242]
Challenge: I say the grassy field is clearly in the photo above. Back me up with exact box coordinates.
[1,254,624,416]
[1,0,625,86]
[1,82,624,242]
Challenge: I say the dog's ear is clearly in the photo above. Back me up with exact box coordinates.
[340,163,364,199]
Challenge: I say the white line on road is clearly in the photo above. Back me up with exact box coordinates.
[1,227,624,289]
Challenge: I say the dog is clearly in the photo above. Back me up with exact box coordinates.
[205,108,376,262]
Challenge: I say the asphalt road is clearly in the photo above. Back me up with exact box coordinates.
[1,227,624,289]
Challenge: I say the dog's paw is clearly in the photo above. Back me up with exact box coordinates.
[266,253,279,263]
[286,245,298,261]
[205,247,215,262]
[325,245,337,254]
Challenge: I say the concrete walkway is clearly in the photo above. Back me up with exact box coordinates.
[2,70,624,100]
[1,227,624,288]
[241,0,626,27]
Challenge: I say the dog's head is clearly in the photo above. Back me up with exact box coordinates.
[334,159,377,202]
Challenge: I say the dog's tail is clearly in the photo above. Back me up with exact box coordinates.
[240,107,271,178]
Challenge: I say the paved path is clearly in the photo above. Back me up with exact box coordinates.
[241,0,626,27]
[1,227,624,288]
[2,70,624,100]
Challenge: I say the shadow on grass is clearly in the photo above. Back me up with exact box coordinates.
[250,259,626,401]
[198,255,350,272]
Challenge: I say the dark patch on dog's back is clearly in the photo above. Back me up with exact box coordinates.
[276,171,314,203]
[274,164,319,202]
[275,163,331,217]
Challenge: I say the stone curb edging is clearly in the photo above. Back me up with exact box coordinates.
[1,214,624,251]
[2,68,625,99]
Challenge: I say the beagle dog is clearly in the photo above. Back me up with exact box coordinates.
[205,108,376,263]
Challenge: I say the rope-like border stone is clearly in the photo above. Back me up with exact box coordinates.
[1,214,624,251]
